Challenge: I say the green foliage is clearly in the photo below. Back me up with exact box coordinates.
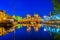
[14,16,22,21]
[52,0,60,15]
[16,24,22,29]
[54,33,60,40]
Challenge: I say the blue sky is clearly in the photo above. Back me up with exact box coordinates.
[0,0,53,16]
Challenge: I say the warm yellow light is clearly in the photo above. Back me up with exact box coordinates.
[27,14,31,18]
[35,28,38,31]
[13,15,15,18]
[0,19,1,21]
[3,17,7,20]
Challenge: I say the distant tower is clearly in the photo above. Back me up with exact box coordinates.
[49,11,55,16]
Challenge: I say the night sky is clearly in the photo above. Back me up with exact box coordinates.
[0,0,54,40]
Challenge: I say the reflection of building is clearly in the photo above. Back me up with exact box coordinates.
[0,10,60,38]
[0,10,14,36]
